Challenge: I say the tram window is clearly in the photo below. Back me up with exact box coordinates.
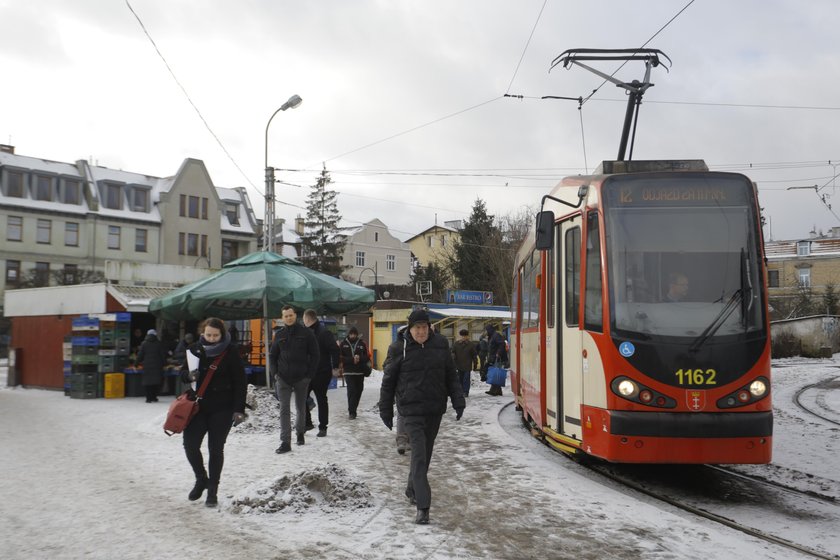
[521,250,540,329]
[584,212,603,332]
[547,228,556,328]
[565,227,580,326]
[512,271,520,331]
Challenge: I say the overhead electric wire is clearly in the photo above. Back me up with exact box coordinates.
[124,0,260,195]
[506,0,548,93]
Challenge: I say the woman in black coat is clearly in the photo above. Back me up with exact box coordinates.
[137,329,166,403]
[179,317,247,507]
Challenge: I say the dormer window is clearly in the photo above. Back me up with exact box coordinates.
[225,203,239,225]
[102,182,123,210]
[5,170,24,197]
[34,175,54,201]
[797,241,811,256]
[62,179,80,205]
[132,187,150,212]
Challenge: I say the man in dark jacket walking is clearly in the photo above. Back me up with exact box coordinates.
[452,329,478,397]
[379,308,465,525]
[269,305,319,454]
[137,329,166,403]
[302,309,340,438]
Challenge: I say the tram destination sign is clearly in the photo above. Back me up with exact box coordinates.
[605,176,752,208]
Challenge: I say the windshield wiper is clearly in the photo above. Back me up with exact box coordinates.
[689,289,742,353]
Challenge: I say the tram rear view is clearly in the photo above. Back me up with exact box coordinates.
[514,160,772,464]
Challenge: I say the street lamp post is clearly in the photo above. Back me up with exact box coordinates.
[262,94,302,388]
[263,94,303,253]
[357,263,379,300]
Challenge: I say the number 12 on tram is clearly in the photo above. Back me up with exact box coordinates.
[511,160,772,463]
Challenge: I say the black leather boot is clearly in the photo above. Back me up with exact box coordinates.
[188,476,208,501]
[205,482,218,507]
[415,508,429,524]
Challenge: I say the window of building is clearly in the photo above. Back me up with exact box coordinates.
[7,216,22,242]
[103,183,123,210]
[441,235,446,247]
[179,194,186,217]
[34,262,50,287]
[36,219,51,244]
[200,234,207,257]
[225,203,239,225]
[63,264,78,285]
[188,196,199,218]
[768,269,780,288]
[5,171,24,197]
[222,240,238,265]
[35,175,53,201]
[179,233,185,255]
[798,268,811,288]
[427,236,433,247]
[135,228,147,252]
[187,233,199,256]
[386,254,396,271]
[201,198,208,220]
[108,226,121,250]
[65,222,79,246]
[374,231,379,242]
[62,179,80,204]
[797,241,811,256]
[5,260,20,287]
[132,188,149,212]
[355,251,365,267]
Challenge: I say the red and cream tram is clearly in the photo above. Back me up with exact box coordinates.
[511,159,772,463]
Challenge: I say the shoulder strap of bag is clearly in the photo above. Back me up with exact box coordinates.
[196,350,227,399]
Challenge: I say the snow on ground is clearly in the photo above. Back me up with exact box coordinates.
[1,363,837,560]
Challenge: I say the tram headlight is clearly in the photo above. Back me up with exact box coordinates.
[749,379,767,398]
[617,379,638,397]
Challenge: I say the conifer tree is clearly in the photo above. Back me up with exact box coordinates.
[299,165,347,276]
[450,198,500,292]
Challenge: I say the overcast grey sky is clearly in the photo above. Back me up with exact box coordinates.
[2,0,839,241]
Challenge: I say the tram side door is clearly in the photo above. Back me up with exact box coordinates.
[560,218,582,437]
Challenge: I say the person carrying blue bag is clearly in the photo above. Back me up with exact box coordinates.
[484,324,507,396]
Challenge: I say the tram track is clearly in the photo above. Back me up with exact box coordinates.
[504,400,840,560]
[579,459,840,560]
[793,376,840,428]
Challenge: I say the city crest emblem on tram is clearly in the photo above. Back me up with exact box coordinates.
[686,390,706,411]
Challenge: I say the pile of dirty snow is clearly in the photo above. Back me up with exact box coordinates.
[234,385,282,434]
[229,463,374,514]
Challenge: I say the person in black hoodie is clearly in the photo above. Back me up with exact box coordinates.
[269,305,319,454]
[339,326,371,419]
[379,308,465,525]
[302,309,340,438]
[180,317,247,507]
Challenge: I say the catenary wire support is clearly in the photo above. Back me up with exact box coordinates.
[550,48,671,161]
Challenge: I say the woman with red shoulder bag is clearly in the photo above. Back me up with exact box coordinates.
[180,317,247,507]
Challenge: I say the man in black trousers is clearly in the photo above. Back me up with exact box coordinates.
[303,309,340,438]
[379,308,465,525]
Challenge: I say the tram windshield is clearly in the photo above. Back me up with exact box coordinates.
[603,174,764,341]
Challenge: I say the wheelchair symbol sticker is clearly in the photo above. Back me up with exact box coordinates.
[619,342,635,357]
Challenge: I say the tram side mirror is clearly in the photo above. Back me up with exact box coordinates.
[535,210,555,250]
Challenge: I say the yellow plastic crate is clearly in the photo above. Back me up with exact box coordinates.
[103,373,125,399]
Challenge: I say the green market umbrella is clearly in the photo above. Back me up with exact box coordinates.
[148,251,375,386]
[149,251,375,321]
